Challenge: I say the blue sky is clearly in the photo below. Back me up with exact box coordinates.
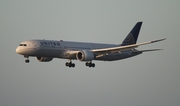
[0,0,180,106]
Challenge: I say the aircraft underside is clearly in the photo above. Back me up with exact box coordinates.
[22,51,142,68]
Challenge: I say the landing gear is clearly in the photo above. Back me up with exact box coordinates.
[25,59,30,63]
[65,60,75,68]
[65,60,95,68]
[24,55,30,63]
[85,62,95,68]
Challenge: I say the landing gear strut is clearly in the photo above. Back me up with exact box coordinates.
[85,61,95,68]
[65,60,75,68]
[24,55,30,63]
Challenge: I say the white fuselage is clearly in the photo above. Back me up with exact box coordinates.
[16,39,141,61]
[16,40,141,61]
[15,22,165,68]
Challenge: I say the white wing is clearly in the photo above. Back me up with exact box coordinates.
[65,38,166,58]
[91,38,166,54]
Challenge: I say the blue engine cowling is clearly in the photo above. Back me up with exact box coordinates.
[76,50,94,61]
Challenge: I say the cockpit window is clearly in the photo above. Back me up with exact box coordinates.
[19,44,27,46]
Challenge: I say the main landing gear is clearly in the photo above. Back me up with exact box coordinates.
[65,60,95,68]
[85,61,95,68]
[65,60,75,68]
[24,55,30,63]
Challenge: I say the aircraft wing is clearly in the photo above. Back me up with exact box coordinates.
[65,38,166,59]
[91,38,166,54]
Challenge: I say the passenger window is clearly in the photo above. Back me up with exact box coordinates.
[24,44,27,46]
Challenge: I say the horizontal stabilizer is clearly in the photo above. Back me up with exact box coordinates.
[139,49,163,52]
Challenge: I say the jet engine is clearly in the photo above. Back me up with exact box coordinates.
[37,57,53,62]
[76,50,94,61]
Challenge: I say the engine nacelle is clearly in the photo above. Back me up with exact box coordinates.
[76,50,94,61]
[37,57,53,62]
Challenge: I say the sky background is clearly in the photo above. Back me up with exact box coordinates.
[0,0,180,106]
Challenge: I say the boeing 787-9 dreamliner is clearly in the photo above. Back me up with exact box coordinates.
[16,22,166,68]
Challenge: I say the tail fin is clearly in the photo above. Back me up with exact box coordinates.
[121,22,142,46]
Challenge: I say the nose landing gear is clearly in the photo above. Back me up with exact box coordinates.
[24,55,30,63]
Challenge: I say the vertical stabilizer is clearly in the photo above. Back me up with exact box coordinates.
[122,22,142,46]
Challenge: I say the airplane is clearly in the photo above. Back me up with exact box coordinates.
[16,22,166,68]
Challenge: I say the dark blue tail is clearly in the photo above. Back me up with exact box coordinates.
[121,22,142,46]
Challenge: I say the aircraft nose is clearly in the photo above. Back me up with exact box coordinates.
[16,47,21,54]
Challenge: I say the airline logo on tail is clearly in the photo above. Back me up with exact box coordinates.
[122,33,135,46]
[121,22,142,46]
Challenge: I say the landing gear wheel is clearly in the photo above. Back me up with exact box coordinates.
[25,59,30,63]
[65,62,69,66]
[86,62,89,66]
[85,62,95,68]
[65,61,75,68]
[71,63,75,67]
[24,55,30,63]
[69,63,75,68]
[91,63,95,67]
